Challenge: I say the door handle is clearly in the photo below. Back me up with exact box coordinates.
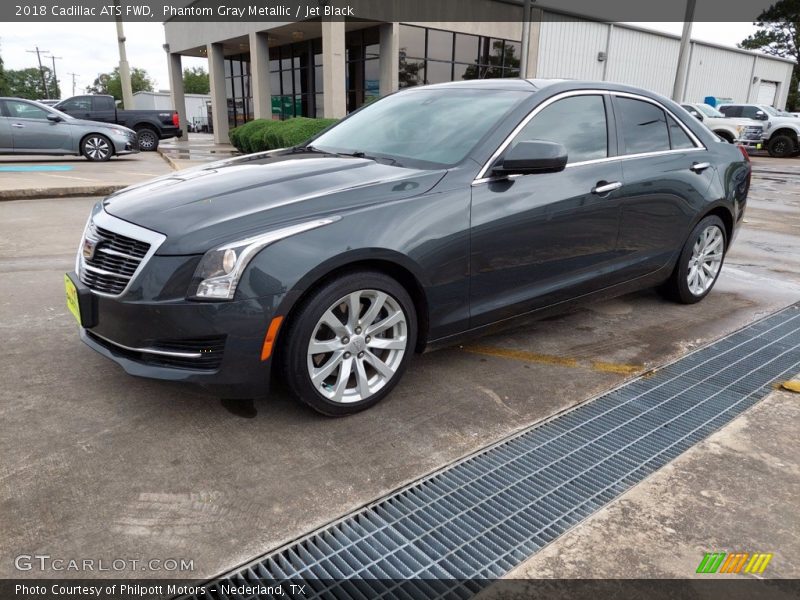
[690,162,711,173]
[592,181,622,194]
[11,123,24,128]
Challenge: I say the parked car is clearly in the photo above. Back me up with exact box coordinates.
[680,102,763,150]
[0,97,138,161]
[66,80,750,415]
[54,94,182,151]
[717,103,800,157]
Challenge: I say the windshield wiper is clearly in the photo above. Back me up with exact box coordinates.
[338,151,402,167]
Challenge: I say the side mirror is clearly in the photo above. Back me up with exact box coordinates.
[754,111,768,121]
[46,114,62,122]
[494,140,568,175]
[694,111,704,121]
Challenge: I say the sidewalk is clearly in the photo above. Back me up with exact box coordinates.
[158,132,239,170]
[0,152,174,200]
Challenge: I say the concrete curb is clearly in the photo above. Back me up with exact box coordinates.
[157,150,181,171]
[0,185,128,202]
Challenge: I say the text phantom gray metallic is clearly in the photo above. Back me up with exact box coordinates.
[66,79,751,415]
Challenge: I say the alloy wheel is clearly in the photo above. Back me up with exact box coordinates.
[85,136,110,160]
[307,289,408,404]
[687,225,724,296]
[138,130,157,150]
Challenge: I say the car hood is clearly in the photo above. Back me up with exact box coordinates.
[103,153,447,255]
[67,118,133,132]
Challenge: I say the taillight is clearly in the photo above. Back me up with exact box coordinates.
[172,112,179,128]
[736,144,750,162]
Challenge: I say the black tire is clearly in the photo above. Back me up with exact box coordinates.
[136,127,159,151]
[767,134,796,158]
[659,215,727,304]
[280,271,417,416]
[81,134,113,162]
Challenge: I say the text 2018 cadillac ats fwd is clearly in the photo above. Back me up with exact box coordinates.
[66,79,751,415]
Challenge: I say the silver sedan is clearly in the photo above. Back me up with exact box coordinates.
[0,97,138,162]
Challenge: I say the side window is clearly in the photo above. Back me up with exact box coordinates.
[616,97,670,154]
[509,95,608,164]
[93,96,115,111]
[667,115,696,149]
[5,100,49,120]
[740,106,762,119]
[59,98,92,112]
[719,106,741,118]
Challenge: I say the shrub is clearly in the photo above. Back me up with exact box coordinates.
[229,117,338,154]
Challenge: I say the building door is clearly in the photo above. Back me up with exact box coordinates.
[756,80,778,106]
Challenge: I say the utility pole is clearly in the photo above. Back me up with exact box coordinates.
[67,72,79,96]
[45,54,62,98]
[26,46,50,99]
[115,0,134,109]
[519,0,531,78]
[672,0,697,102]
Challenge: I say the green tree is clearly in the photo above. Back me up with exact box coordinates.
[5,66,56,99]
[0,42,7,96]
[739,0,799,111]
[86,67,155,107]
[183,66,209,94]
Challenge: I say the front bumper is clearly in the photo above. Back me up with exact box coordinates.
[71,269,282,399]
[735,138,762,150]
[110,131,140,156]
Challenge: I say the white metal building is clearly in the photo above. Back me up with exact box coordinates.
[132,91,211,124]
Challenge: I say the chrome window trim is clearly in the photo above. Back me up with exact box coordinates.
[75,208,166,299]
[87,331,203,359]
[473,88,707,185]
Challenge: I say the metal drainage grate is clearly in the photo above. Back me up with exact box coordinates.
[188,304,800,600]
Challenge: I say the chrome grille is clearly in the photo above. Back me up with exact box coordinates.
[76,209,164,297]
[742,125,763,141]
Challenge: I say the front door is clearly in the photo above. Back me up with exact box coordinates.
[4,100,73,153]
[469,93,626,328]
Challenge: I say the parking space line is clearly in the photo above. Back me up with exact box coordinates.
[463,345,643,376]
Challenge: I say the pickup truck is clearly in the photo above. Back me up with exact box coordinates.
[717,103,799,158]
[680,102,763,150]
[53,94,182,151]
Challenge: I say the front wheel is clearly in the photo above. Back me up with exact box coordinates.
[81,134,113,161]
[281,271,417,416]
[659,215,727,304]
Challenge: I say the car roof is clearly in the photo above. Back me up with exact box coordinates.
[417,78,672,101]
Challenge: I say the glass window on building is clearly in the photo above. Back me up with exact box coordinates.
[399,25,521,88]
[224,53,252,129]
[269,42,316,120]
[346,27,381,114]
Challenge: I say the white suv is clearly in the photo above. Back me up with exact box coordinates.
[681,103,763,150]
[718,103,800,158]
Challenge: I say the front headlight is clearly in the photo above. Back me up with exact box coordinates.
[189,217,339,301]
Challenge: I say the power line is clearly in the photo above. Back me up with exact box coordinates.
[25,46,50,99]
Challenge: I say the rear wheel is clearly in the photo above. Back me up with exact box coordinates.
[281,271,417,416]
[136,127,159,151]
[81,134,113,162]
[714,131,734,144]
[659,215,727,304]
[767,134,796,158]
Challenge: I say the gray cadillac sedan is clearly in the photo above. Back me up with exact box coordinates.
[66,79,751,415]
[0,97,138,161]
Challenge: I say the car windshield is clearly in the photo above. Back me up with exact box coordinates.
[695,104,723,118]
[760,105,780,116]
[310,88,529,168]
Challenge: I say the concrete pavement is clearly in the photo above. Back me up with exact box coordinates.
[0,152,174,200]
[0,159,799,581]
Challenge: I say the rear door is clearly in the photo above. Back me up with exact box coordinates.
[612,94,715,279]
[4,99,73,153]
[91,96,118,123]
[469,93,626,327]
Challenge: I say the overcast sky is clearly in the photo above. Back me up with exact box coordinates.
[0,21,758,97]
